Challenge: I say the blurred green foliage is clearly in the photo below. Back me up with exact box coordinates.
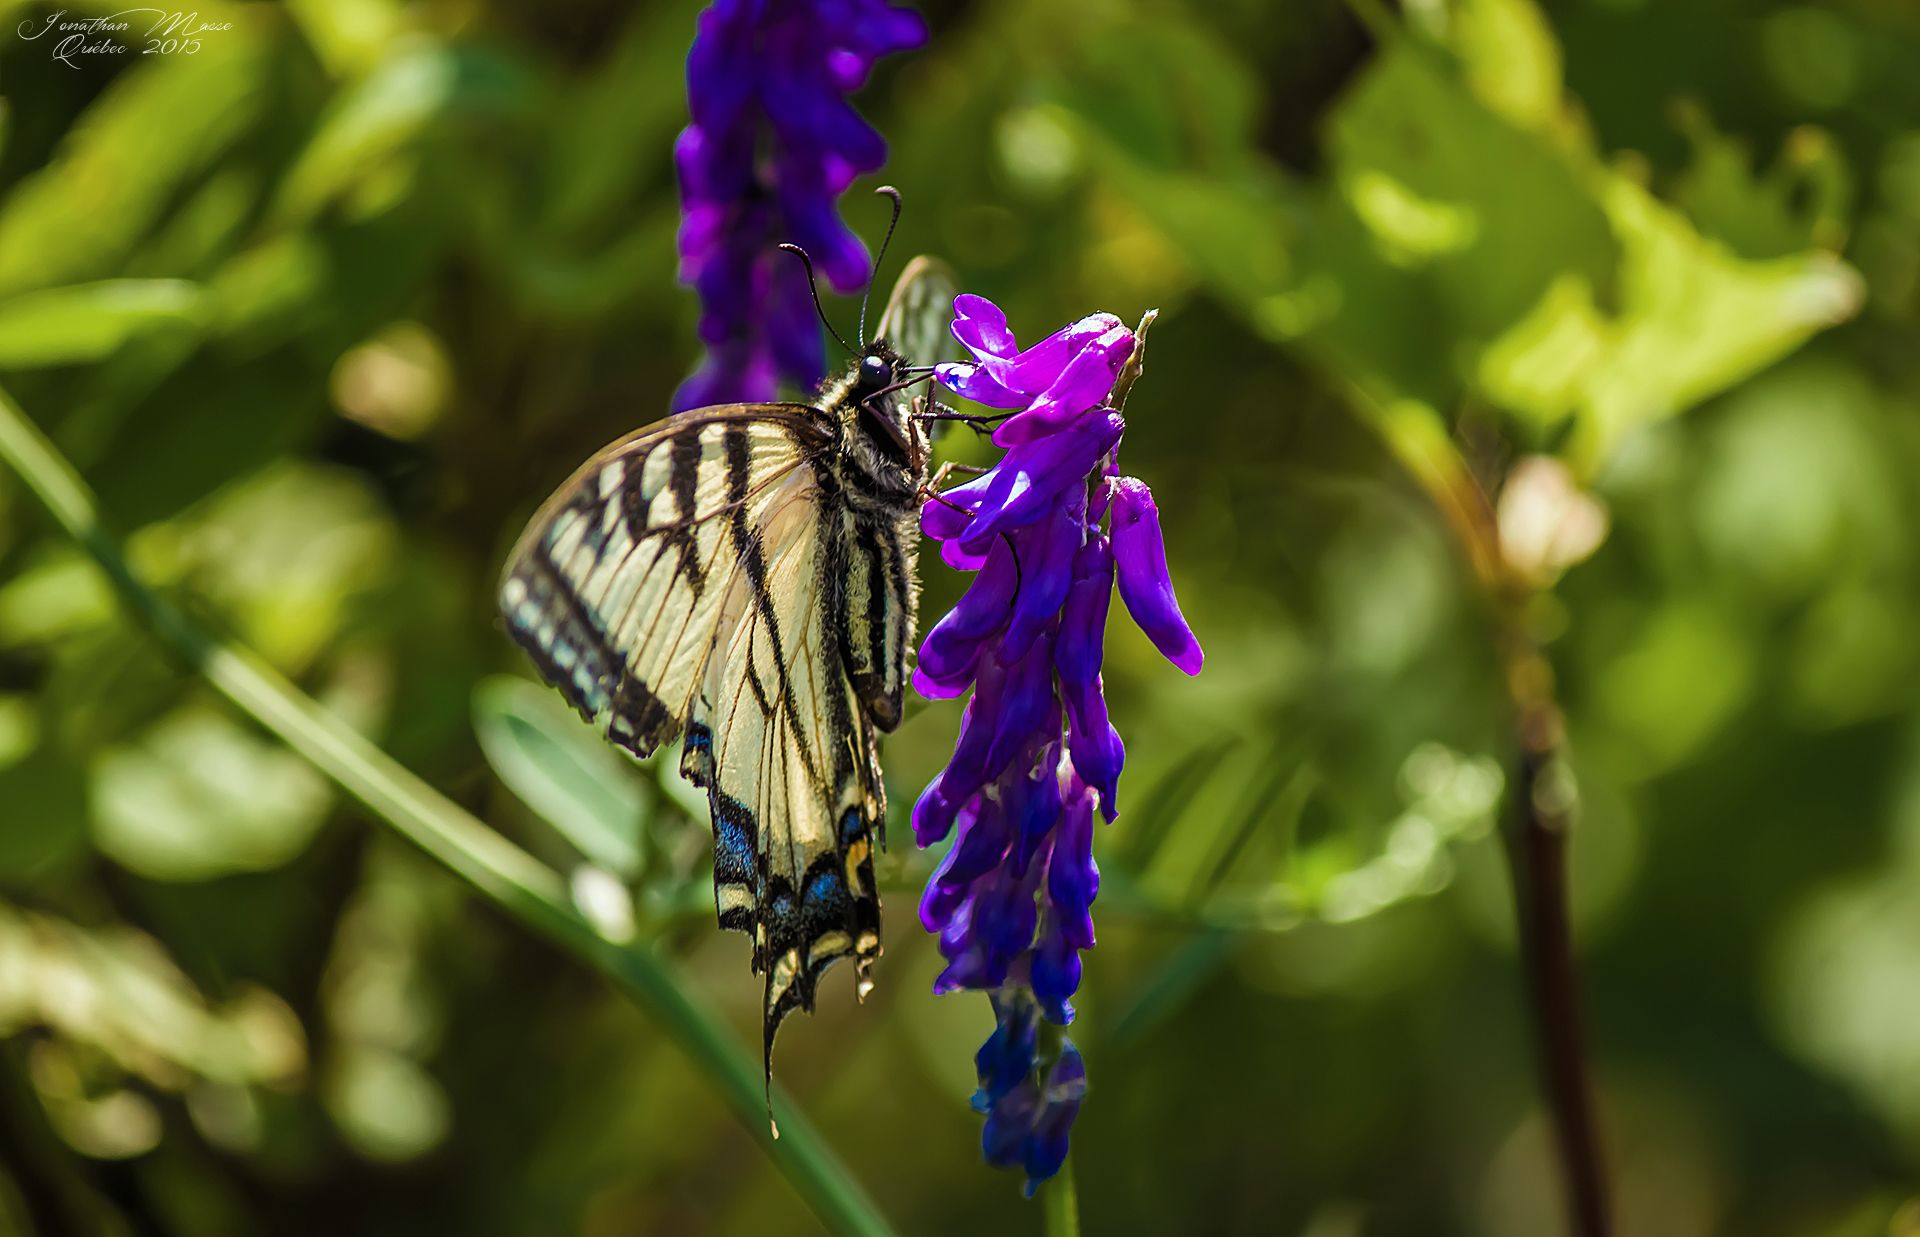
[2,0,1919,1233]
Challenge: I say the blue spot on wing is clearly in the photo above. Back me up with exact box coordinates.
[712,794,756,887]
[807,869,845,908]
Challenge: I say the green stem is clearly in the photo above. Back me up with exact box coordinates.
[0,386,896,1237]
[1042,1152,1081,1237]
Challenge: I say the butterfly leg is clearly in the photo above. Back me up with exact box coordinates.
[912,403,1010,438]
[919,459,980,518]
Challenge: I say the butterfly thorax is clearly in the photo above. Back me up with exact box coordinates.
[820,342,927,513]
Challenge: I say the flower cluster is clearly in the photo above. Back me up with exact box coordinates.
[673,0,926,409]
[913,295,1203,1193]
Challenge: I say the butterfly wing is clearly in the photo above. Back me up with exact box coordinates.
[874,254,957,374]
[501,402,885,1071]
[499,405,830,760]
[678,462,885,1066]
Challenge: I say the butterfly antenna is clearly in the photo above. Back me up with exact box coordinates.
[858,185,905,345]
[778,243,854,355]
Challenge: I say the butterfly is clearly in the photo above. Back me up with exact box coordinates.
[499,254,954,1079]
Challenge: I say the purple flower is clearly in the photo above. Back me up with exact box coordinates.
[673,0,926,410]
[916,295,1202,1193]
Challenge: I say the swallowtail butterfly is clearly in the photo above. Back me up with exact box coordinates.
[499,257,954,1080]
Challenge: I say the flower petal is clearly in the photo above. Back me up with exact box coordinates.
[921,798,1011,930]
[918,540,1017,690]
[1109,477,1204,675]
[971,991,1039,1112]
[981,637,1060,782]
[950,294,1017,360]
[992,323,1134,447]
[960,411,1124,551]
[935,361,1028,409]
[975,313,1124,396]
[1047,784,1100,934]
[998,506,1082,664]
[1061,675,1124,821]
[1055,534,1113,687]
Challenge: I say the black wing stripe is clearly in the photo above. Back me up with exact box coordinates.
[666,428,707,594]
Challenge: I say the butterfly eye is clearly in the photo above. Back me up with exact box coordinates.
[858,355,891,390]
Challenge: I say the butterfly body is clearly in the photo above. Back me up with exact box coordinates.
[498,259,950,1071]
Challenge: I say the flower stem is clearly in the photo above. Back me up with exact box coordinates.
[1498,627,1611,1237]
[1349,390,1611,1235]
[0,385,898,1237]
[1042,1151,1081,1237]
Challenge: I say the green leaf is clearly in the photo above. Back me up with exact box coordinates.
[0,903,307,1086]
[0,28,270,299]
[91,705,334,881]
[1563,176,1862,471]
[272,44,533,226]
[471,676,646,878]
[0,708,91,880]
[1076,11,1862,477]
[0,280,205,368]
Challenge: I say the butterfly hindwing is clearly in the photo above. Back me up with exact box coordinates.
[686,466,885,1062]
[874,254,957,377]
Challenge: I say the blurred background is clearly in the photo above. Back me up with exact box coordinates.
[1,0,1918,1233]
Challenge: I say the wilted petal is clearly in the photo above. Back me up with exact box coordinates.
[1109,477,1204,675]
[1021,1046,1087,1196]
[971,991,1039,1112]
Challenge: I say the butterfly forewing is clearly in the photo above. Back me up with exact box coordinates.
[500,406,826,758]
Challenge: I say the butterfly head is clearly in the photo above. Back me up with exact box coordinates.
[837,341,926,488]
